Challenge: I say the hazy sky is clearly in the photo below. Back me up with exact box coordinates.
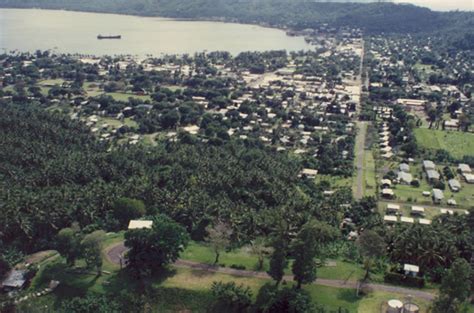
[394,0,473,11]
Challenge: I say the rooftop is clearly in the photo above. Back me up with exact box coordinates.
[128,220,153,229]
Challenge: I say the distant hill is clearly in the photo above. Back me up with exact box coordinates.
[0,0,472,38]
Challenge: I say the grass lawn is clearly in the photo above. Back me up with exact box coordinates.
[106,92,152,102]
[316,174,352,189]
[181,241,375,282]
[414,128,474,159]
[98,117,138,130]
[19,236,432,313]
[37,78,66,86]
[162,85,182,92]
[39,86,51,96]
[357,290,431,313]
[352,149,377,197]
[364,150,377,197]
[142,132,165,146]
[25,260,431,313]
[413,63,438,81]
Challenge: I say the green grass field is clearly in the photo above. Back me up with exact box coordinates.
[37,79,66,86]
[26,258,430,313]
[363,150,377,196]
[98,117,138,130]
[182,241,380,282]
[105,92,152,102]
[17,234,435,313]
[316,174,352,189]
[352,149,377,197]
[413,63,439,81]
[414,128,474,159]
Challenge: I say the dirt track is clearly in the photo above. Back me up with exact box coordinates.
[105,242,436,301]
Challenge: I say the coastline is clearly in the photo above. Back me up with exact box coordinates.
[0,6,288,32]
[0,7,313,57]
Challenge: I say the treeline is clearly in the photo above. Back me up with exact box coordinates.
[0,0,473,39]
[0,103,351,259]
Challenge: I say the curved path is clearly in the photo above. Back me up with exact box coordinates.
[106,242,436,301]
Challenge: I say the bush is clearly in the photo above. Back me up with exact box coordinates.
[61,294,121,313]
[259,286,314,313]
[113,197,146,229]
[443,166,455,180]
[230,264,246,270]
[384,272,425,288]
[433,181,446,190]
[211,281,252,312]
[0,257,10,279]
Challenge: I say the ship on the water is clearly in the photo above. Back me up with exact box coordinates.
[97,35,122,40]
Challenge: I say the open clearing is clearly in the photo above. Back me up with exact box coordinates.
[414,128,474,159]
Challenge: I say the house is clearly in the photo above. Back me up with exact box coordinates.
[411,206,425,216]
[419,219,432,225]
[422,191,431,197]
[399,163,410,173]
[384,215,398,224]
[447,199,457,206]
[458,163,472,174]
[440,209,454,215]
[397,172,413,185]
[386,204,400,213]
[381,179,392,188]
[381,188,395,199]
[128,220,153,229]
[444,119,459,129]
[448,179,461,192]
[403,264,419,277]
[463,173,474,184]
[397,99,426,107]
[183,125,200,135]
[432,189,444,204]
[1,269,27,292]
[299,168,318,179]
[426,170,440,182]
[423,160,436,171]
[400,217,415,224]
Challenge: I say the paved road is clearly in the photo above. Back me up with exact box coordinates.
[106,242,436,301]
[352,39,369,200]
[354,121,368,200]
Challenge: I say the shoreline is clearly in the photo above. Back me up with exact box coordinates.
[0,6,289,33]
[0,7,313,58]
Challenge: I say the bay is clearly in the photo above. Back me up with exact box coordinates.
[0,8,312,56]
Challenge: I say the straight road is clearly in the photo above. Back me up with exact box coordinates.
[353,38,370,200]
[354,121,368,199]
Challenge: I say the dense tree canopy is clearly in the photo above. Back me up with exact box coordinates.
[0,104,345,259]
[124,214,190,277]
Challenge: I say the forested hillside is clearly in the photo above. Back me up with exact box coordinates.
[0,104,343,258]
[0,0,472,38]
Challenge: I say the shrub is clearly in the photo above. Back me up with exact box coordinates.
[230,264,246,270]
[257,286,314,313]
[433,181,446,190]
[384,272,425,288]
[0,257,10,279]
[211,281,252,311]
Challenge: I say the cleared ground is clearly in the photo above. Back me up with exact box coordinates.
[414,128,474,159]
